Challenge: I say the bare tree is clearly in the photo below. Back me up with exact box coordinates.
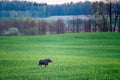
[106,0,120,32]
[56,19,65,34]
[92,1,108,32]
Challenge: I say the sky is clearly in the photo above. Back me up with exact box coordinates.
[24,0,104,4]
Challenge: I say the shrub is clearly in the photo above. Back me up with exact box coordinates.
[3,27,21,36]
[24,27,39,35]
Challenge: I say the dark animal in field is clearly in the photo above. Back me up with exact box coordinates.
[38,58,52,67]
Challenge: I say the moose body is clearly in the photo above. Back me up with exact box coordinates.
[39,59,52,67]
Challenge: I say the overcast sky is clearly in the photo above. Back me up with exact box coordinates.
[24,0,103,4]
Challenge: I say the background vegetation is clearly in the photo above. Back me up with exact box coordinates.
[0,0,120,36]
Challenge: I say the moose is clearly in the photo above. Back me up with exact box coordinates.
[38,58,52,67]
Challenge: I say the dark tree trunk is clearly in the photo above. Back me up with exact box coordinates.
[109,2,112,32]
[102,16,107,32]
[113,15,118,32]
[119,15,120,32]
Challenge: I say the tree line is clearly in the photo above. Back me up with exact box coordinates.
[0,18,66,36]
[0,1,92,17]
[0,18,103,36]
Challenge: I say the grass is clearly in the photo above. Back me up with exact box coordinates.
[0,33,120,80]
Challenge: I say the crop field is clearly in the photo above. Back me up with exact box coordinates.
[0,33,120,80]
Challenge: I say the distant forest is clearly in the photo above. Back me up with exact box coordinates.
[0,1,92,17]
[0,1,120,36]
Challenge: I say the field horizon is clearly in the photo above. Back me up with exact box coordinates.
[0,32,120,80]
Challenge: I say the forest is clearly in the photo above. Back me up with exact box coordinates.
[0,0,120,36]
[0,1,92,17]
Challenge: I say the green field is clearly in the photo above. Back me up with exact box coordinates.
[0,33,120,80]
